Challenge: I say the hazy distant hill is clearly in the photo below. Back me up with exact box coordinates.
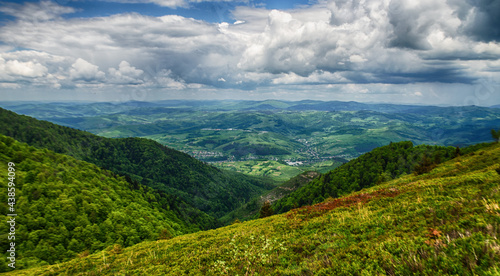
[2,100,498,162]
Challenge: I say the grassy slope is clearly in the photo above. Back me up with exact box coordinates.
[10,143,500,275]
[273,141,460,214]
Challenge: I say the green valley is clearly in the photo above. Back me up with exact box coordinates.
[221,171,321,224]
[213,160,313,183]
[3,100,499,166]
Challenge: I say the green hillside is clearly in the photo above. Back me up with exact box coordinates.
[0,108,276,219]
[8,142,500,275]
[220,171,321,224]
[273,141,461,213]
[0,135,213,271]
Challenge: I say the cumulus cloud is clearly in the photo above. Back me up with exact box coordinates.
[4,60,48,78]
[108,61,144,84]
[0,51,68,88]
[151,69,186,89]
[459,0,500,42]
[69,58,106,82]
[235,0,500,86]
[388,0,444,50]
[0,0,499,105]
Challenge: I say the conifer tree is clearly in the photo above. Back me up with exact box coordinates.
[259,201,274,218]
[492,129,500,143]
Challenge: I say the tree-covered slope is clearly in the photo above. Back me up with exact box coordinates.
[9,142,500,275]
[273,141,460,213]
[220,171,320,224]
[0,134,215,271]
[0,108,275,219]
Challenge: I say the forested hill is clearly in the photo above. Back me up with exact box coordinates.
[9,141,500,275]
[0,108,275,219]
[273,141,466,213]
[0,134,213,271]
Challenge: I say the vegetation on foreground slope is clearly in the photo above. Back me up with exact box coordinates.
[10,143,500,275]
[273,141,461,214]
[0,135,214,271]
[221,171,321,224]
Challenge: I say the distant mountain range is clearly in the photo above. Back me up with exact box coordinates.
[2,100,497,162]
[5,99,499,116]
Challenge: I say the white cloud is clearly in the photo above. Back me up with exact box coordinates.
[237,9,331,76]
[0,51,67,88]
[349,55,367,63]
[149,69,186,89]
[108,61,144,84]
[69,58,105,82]
[0,83,21,89]
[4,60,48,78]
[272,71,348,85]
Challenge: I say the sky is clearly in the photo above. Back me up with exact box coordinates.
[0,0,499,106]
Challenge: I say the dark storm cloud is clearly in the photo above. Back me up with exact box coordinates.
[387,0,433,50]
[374,68,476,84]
[462,0,500,42]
